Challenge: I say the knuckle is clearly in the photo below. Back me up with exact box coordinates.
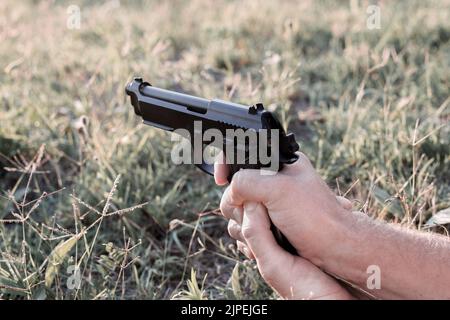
[230,171,245,196]
[230,170,256,196]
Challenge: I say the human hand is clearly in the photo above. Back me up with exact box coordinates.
[214,153,354,299]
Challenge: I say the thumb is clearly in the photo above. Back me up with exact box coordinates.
[241,201,296,289]
[241,202,352,300]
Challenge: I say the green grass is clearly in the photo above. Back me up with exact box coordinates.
[0,0,449,299]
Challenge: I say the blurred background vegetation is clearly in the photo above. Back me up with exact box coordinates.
[0,0,449,299]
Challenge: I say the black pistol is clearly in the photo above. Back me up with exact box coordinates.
[125,77,300,254]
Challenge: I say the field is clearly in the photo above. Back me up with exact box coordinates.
[0,0,449,299]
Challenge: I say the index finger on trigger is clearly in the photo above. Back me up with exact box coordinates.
[214,151,229,186]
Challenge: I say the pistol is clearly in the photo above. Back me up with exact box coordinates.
[125,77,299,254]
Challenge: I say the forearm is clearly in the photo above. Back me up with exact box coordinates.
[323,211,450,299]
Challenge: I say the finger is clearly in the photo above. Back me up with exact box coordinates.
[336,196,352,210]
[227,219,244,242]
[214,151,229,186]
[241,202,348,299]
[237,241,254,259]
[220,187,244,222]
[241,202,296,283]
[227,170,288,207]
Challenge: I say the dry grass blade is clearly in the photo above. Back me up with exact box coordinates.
[45,231,85,288]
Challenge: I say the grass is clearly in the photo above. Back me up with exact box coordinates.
[0,0,449,299]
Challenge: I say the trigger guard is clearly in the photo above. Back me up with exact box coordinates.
[195,162,214,176]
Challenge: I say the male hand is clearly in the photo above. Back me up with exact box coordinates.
[214,153,355,299]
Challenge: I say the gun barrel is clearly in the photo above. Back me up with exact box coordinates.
[140,85,209,112]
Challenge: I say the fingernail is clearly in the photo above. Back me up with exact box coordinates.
[244,202,257,212]
[242,246,251,259]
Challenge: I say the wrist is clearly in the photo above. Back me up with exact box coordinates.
[312,209,371,277]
